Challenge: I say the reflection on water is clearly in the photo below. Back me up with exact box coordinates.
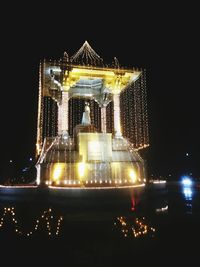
[0,207,63,237]
[155,205,168,213]
[182,178,194,214]
[114,215,156,238]
[183,187,193,201]
[0,183,199,243]
[1,184,200,265]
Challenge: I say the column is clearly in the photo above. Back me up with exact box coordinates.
[101,106,107,133]
[58,91,69,135]
[36,164,41,185]
[113,93,122,138]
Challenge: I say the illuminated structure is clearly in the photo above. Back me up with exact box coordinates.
[36,41,149,188]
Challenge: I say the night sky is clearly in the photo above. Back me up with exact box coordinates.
[0,3,199,180]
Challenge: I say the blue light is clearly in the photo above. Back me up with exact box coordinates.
[181,175,194,201]
[181,176,193,187]
[183,187,193,200]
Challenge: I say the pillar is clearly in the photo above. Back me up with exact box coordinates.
[101,106,107,133]
[113,93,122,138]
[58,91,69,135]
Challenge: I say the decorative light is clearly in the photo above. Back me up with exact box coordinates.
[114,216,155,239]
[35,42,148,190]
[0,207,63,238]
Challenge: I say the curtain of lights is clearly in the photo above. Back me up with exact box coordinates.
[36,63,42,154]
[90,100,101,132]
[42,97,58,140]
[120,70,149,149]
[106,101,114,134]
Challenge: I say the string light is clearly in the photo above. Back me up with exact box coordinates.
[120,69,149,149]
[35,42,149,187]
[0,207,63,238]
[114,216,155,239]
[71,40,103,66]
[36,62,44,156]
[38,43,149,150]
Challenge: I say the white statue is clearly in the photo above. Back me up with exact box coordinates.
[81,102,91,125]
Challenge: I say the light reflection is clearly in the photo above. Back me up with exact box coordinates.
[156,205,168,213]
[0,207,63,237]
[181,176,193,213]
[181,177,193,201]
[183,187,193,201]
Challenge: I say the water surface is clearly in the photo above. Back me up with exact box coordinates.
[1,182,199,265]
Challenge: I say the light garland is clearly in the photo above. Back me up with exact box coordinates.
[114,216,155,238]
[0,207,63,237]
[71,40,103,66]
[120,69,149,149]
[36,62,43,156]
[34,42,149,189]
[38,43,149,152]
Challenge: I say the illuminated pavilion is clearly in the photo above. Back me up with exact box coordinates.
[36,41,149,188]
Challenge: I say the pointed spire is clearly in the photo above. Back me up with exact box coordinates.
[63,51,69,63]
[71,40,103,66]
[113,57,120,68]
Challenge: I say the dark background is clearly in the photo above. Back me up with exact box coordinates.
[0,2,199,182]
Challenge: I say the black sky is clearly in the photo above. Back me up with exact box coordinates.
[0,2,199,179]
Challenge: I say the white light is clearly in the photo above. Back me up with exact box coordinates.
[182,177,192,186]
[183,188,193,199]
[129,169,137,183]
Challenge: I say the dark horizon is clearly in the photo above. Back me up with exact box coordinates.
[0,3,199,182]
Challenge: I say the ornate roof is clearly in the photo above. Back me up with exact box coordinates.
[71,41,103,66]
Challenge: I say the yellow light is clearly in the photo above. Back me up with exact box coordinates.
[129,169,137,183]
[88,140,102,161]
[78,162,85,178]
[52,163,65,181]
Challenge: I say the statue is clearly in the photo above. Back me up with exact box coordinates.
[81,102,91,125]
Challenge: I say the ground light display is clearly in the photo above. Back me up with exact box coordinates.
[36,41,148,188]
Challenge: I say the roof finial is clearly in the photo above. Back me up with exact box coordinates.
[63,51,69,62]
